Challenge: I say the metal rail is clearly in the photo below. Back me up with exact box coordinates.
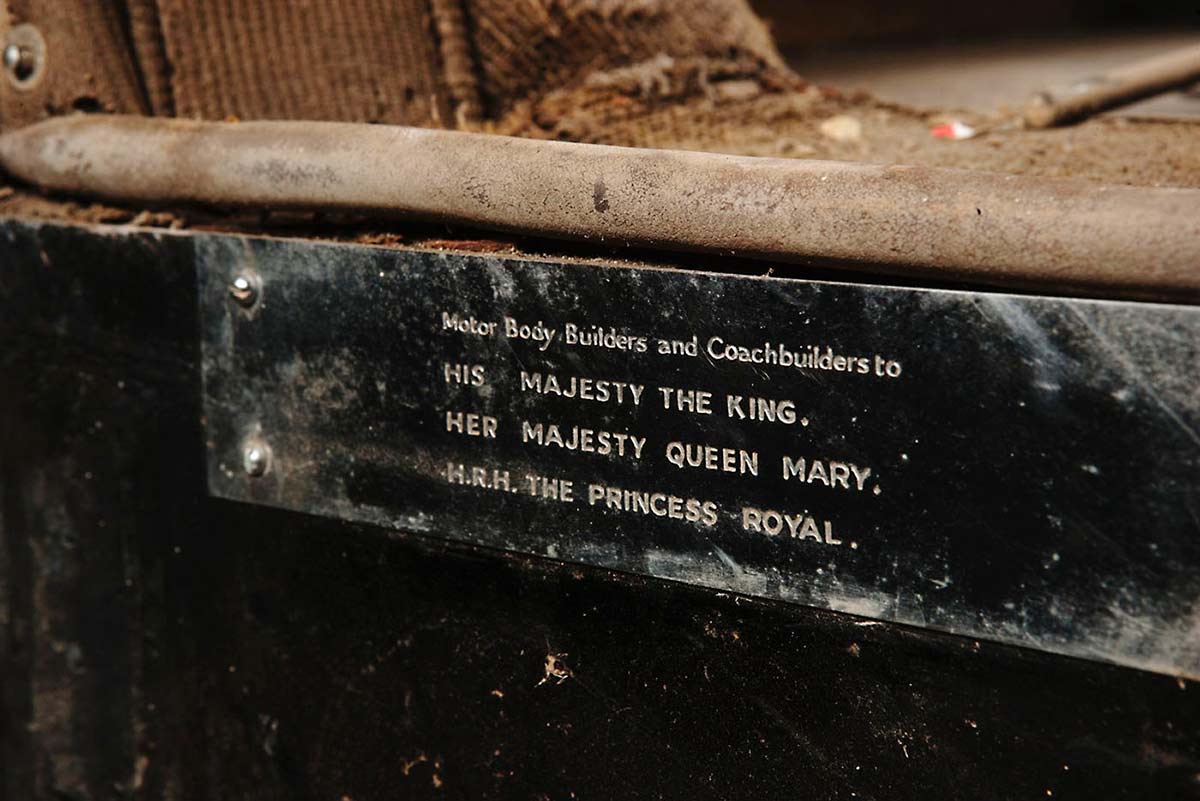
[2,114,1198,297]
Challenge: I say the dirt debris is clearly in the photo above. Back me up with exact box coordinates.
[491,59,1200,189]
[819,114,863,143]
[538,652,574,686]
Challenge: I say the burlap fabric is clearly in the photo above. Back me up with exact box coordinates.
[0,0,780,128]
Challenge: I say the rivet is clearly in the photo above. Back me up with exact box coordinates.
[242,441,271,477]
[2,44,30,76]
[229,274,259,307]
[3,25,44,88]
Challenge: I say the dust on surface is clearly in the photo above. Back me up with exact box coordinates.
[0,189,187,228]
[537,651,574,686]
[489,53,1200,189]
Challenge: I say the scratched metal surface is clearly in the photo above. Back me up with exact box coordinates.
[199,233,1200,678]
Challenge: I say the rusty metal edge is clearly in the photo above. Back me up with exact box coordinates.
[1,114,1198,299]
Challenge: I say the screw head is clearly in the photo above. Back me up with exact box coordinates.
[3,43,32,80]
[242,442,271,477]
[229,274,259,307]
[3,25,44,88]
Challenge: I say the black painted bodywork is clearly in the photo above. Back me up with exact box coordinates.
[2,219,1199,800]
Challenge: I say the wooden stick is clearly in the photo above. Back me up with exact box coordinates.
[1024,43,1200,128]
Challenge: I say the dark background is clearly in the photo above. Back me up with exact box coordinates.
[753,1,1200,50]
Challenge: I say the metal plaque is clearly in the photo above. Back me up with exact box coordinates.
[199,234,1200,678]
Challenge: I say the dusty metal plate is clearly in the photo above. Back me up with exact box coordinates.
[199,234,1200,678]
